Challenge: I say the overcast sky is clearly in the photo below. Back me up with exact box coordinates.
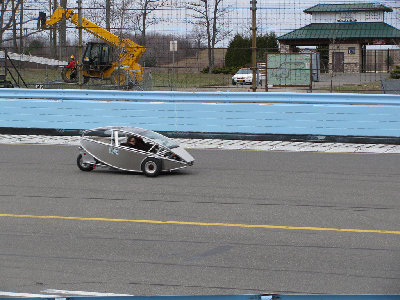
[146,0,400,46]
[231,0,400,35]
[26,0,400,47]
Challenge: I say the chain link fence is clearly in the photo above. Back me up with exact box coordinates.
[0,0,399,93]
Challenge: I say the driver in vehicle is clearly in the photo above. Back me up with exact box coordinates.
[121,136,148,151]
[121,136,136,148]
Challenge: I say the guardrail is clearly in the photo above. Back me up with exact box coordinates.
[1,89,400,143]
[1,88,400,105]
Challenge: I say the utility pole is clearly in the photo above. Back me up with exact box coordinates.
[19,0,23,53]
[250,0,257,92]
[170,40,177,91]
[50,0,57,59]
[78,0,83,88]
[106,0,111,31]
[60,0,67,59]
[12,0,17,51]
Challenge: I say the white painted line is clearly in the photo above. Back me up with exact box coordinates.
[0,291,61,298]
[42,289,133,296]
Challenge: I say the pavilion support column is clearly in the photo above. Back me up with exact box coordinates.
[280,43,291,53]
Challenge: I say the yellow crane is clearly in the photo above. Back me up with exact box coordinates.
[38,7,146,86]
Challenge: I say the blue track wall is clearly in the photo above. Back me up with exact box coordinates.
[1,89,400,138]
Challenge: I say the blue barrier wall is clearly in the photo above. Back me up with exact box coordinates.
[1,89,400,138]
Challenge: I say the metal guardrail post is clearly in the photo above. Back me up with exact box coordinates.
[78,0,83,88]
[251,0,257,92]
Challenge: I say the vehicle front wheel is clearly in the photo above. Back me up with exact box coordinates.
[141,157,162,177]
[111,69,132,86]
[61,67,78,83]
[77,154,94,172]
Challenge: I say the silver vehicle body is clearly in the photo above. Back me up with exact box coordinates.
[78,126,194,175]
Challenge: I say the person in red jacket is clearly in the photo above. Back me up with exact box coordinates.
[64,55,77,80]
[66,55,76,69]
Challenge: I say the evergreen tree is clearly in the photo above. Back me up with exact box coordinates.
[225,32,278,68]
[225,34,251,68]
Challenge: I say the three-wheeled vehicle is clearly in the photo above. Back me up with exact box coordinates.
[77,126,194,177]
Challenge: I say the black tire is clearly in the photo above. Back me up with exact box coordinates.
[77,154,94,172]
[4,81,13,88]
[61,67,78,83]
[127,78,136,89]
[141,157,162,177]
[111,69,131,86]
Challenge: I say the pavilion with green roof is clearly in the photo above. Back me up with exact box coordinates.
[277,3,400,73]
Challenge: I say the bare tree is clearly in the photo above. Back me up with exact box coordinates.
[0,0,22,48]
[186,0,229,72]
[129,0,168,46]
[84,0,106,28]
[191,25,207,72]
[85,0,130,38]
[84,0,166,47]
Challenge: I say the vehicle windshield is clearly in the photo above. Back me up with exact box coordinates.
[237,69,252,74]
[139,129,179,149]
[84,127,179,149]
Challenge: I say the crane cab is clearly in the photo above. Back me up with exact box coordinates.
[82,42,114,72]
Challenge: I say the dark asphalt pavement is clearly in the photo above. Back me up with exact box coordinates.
[0,144,399,295]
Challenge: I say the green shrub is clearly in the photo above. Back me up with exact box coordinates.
[201,66,242,75]
[24,39,45,55]
[143,56,157,67]
[201,66,209,74]
[390,66,400,79]
[211,66,241,75]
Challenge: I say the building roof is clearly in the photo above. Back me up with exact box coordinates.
[304,3,393,14]
[278,22,400,41]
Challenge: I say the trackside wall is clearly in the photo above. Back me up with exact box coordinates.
[1,89,400,139]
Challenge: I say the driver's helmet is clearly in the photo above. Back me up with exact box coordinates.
[70,55,75,60]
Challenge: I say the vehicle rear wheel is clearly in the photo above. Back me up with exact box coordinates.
[141,157,162,177]
[77,154,94,172]
[111,69,131,86]
[61,67,78,83]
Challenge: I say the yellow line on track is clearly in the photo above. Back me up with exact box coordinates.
[1,213,399,235]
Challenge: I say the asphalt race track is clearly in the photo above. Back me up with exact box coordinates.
[0,144,399,295]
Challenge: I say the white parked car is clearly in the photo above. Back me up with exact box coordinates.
[232,68,261,85]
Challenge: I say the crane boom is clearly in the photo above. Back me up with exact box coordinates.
[42,7,146,66]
